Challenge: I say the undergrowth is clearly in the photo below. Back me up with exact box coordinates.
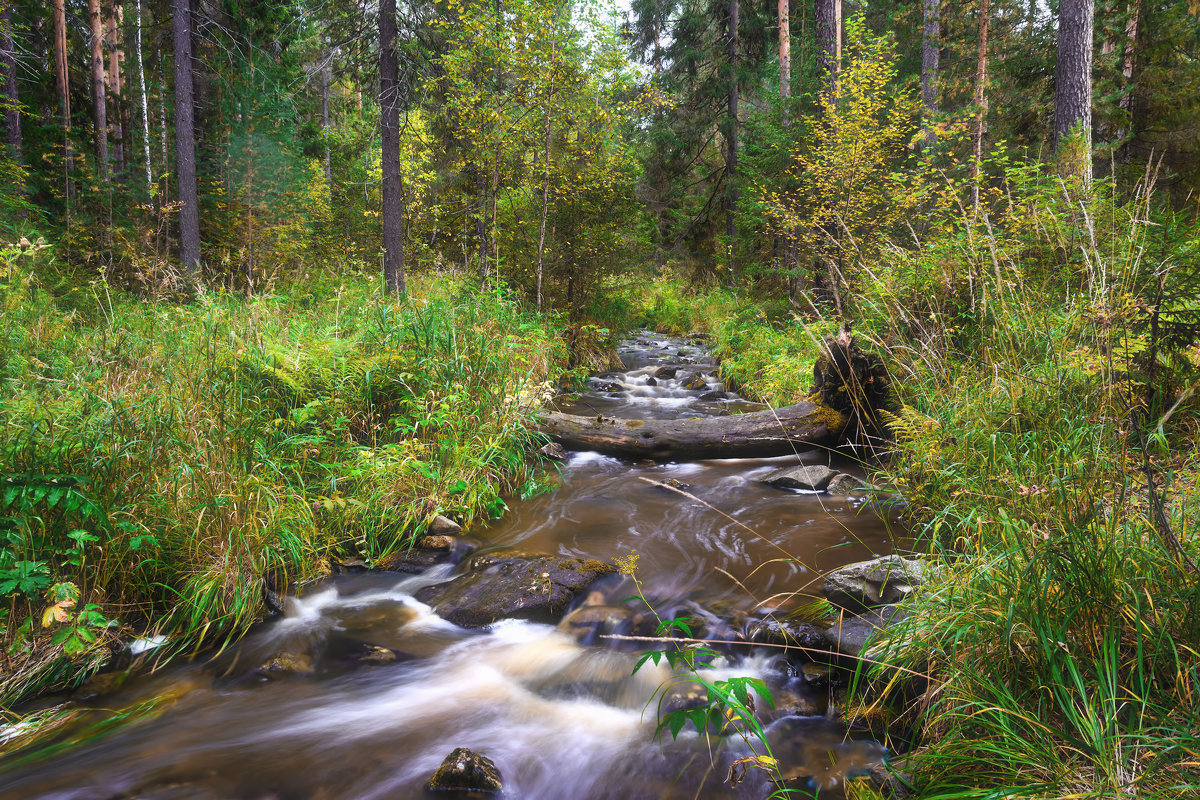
[632,166,1200,798]
[0,248,567,709]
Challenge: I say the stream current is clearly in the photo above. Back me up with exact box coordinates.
[0,333,901,800]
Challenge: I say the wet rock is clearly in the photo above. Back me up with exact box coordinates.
[869,757,915,799]
[681,373,707,391]
[824,606,906,657]
[415,552,616,628]
[539,441,568,461]
[425,747,503,795]
[698,390,727,401]
[768,717,888,790]
[823,556,928,609]
[661,681,708,715]
[653,366,677,380]
[70,669,128,701]
[825,472,867,495]
[800,662,835,689]
[762,464,838,492]
[256,650,314,680]
[644,377,657,387]
[421,534,457,551]
[767,686,826,718]
[376,536,478,574]
[558,599,636,645]
[747,618,829,655]
[429,515,463,536]
[591,380,624,393]
[329,556,370,575]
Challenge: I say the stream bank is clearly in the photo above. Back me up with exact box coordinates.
[0,331,913,799]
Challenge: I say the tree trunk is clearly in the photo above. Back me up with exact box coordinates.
[88,0,110,182]
[1054,0,1093,186]
[106,2,126,177]
[173,0,201,274]
[1,1,23,183]
[535,28,557,313]
[321,42,332,193]
[537,400,844,460]
[778,0,801,302]
[1117,0,1139,164]
[135,0,152,196]
[52,0,73,195]
[815,0,840,104]
[724,0,739,282]
[157,46,168,192]
[921,0,940,149]
[379,0,406,296]
[970,0,989,215]
[778,0,790,112]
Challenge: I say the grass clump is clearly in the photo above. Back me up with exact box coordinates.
[0,248,567,708]
[844,170,1200,797]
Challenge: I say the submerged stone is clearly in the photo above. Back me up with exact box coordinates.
[425,747,503,795]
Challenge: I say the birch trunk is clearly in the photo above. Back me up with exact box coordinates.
[135,0,152,195]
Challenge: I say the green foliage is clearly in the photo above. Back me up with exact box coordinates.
[0,245,569,705]
[761,18,925,312]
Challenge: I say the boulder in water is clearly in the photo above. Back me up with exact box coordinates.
[681,373,707,391]
[415,552,616,628]
[822,556,928,609]
[425,747,503,795]
[825,472,867,495]
[256,649,314,680]
[653,366,677,380]
[539,441,568,461]
[376,535,477,574]
[557,593,639,644]
[824,606,906,657]
[762,464,838,492]
[747,618,829,655]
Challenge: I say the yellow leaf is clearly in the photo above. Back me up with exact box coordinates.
[42,600,75,627]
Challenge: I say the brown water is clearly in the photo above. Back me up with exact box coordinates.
[0,333,901,800]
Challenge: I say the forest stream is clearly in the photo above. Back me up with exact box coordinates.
[0,333,902,800]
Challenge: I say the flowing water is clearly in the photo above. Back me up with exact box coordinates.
[0,333,902,800]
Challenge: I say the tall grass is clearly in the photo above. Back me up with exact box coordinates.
[632,166,1200,797]
[0,251,567,708]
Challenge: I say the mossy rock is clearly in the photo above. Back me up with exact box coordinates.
[425,747,503,794]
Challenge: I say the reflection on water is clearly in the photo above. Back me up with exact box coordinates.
[0,332,899,800]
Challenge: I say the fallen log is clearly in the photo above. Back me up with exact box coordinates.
[537,400,848,460]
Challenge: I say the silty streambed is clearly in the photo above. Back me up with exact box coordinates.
[0,333,902,800]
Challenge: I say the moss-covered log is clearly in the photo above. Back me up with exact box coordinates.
[537,400,847,459]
